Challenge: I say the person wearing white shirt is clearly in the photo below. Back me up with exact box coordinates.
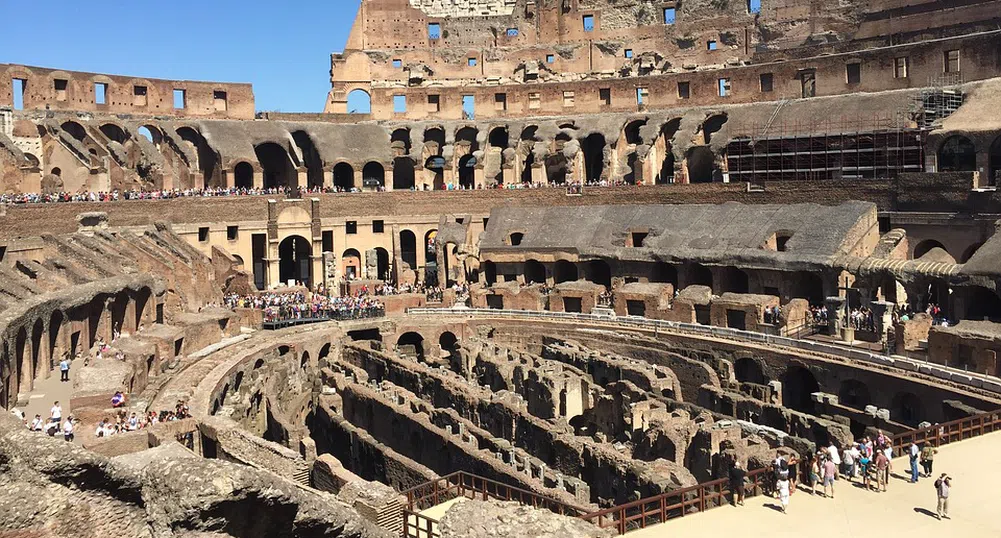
[62,416,74,442]
[49,401,62,423]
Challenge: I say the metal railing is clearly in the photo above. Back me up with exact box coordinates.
[405,308,1001,396]
[580,467,772,534]
[261,307,386,330]
[400,471,589,537]
[891,409,1001,455]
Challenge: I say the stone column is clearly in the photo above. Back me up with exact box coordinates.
[825,296,845,337]
[870,301,894,343]
[253,171,264,189]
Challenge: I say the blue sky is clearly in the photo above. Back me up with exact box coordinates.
[1,0,361,112]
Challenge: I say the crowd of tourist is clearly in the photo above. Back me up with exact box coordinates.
[845,307,877,331]
[224,290,385,323]
[763,306,783,325]
[93,401,192,438]
[370,282,447,303]
[0,177,655,206]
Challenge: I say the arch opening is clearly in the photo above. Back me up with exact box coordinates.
[291,131,325,188]
[278,235,312,287]
[393,157,416,190]
[687,146,715,183]
[937,136,976,172]
[255,143,297,190]
[362,162,385,190]
[554,260,579,284]
[734,357,766,385]
[781,365,820,414]
[234,162,254,189]
[347,89,372,114]
[581,133,606,183]
[333,163,354,191]
[396,332,425,361]
[524,260,546,284]
[400,230,417,271]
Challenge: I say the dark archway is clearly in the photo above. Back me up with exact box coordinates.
[439,331,458,354]
[458,154,476,188]
[913,239,948,260]
[400,230,417,271]
[374,247,390,281]
[333,162,354,191]
[100,123,128,143]
[938,136,976,172]
[651,262,679,288]
[990,136,1001,186]
[624,119,646,145]
[581,133,605,182]
[61,121,87,141]
[524,260,546,284]
[362,162,385,190]
[719,267,749,294]
[687,146,715,183]
[545,153,569,185]
[278,235,312,287]
[255,143,297,190]
[734,357,766,385]
[488,126,509,149]
[960,286,1001,321]
[657,118,682,184]
[584,260,612,288]
[176,126,218,188]
[521,151,536,183]
[838,379,871,408]
[791,271,825,305]
[701,113,729,144]
[483,261,497,286]
[554,261,578,284]
[292,131,325,188]
[234,162,254,189]
[892,392,923,426]
[391,128,412,153]
[689,264,713,288]
[781,365,820,414]
[393,157,416,190]
[342,249,361,280]
[396,332,425,361]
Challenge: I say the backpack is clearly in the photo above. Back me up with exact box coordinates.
[934,478,941,491]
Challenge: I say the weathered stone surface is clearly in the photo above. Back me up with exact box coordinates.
[438,500,612,538]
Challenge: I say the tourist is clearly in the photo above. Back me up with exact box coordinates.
[62,416,74,442]
[826,441,841,479]
[822,455,837,498]
[28,414,43,432]
[777,475,791,514]
[909,441,920,483]
[729,460,746,506]
[49,401,62,424]
[842,443,858,480]
[859,450,872,490]
[874,448,889,492]
[111,392,125,407]
[934,474,951,519]
[921,444,938,477]
[59,356,71,382]
[807,455,821,495]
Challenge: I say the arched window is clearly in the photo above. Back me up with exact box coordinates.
[938,136,976,172]
[347,89,371,114]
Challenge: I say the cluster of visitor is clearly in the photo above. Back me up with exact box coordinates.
[371,282,446,302]
[845,307,876,331]
[809,305,830,325]
[763,306,783,325]
[224,290,385,323]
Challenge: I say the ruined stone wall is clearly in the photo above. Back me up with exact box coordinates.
[0,64,254,119]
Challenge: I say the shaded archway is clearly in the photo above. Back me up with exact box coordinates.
[362,162,385,190]
[891,392,923,426]
[342,249,361,280]
[524,260,546,284]
[913,239,948,260]
[791,271,825,305]
[483,261,497,286]
[701,113,729,144]
[391,128,412,153]
[234,162,254,189]
[396,332,425,361]
[176,126,218,188]
[400,230,417,271]
[624,119,646,145]
[990,136,1001,186]
[734,357,766,385]
[333,163,354,191]
[719,267,749,294]
[458,154,476,188]
[61,121,87,141]
[581,133,606,182]
[554,260,579,284]
[687,146,715,183]
[278,235,311,287]
[781,365,820,414]
[657,118,682,184]
[255,143,297,190]
[100,123,128,143]
[689,264,713,288]
[488,126,509,148]
[937,136,976,172]
[838,379,871,408]
[393,157,416,190]
[583,260,612,288]
[651,262,678,288]
[292,131,324,188]
[545,153,568,185]
[439,331,458,354]
[374,247,390,281]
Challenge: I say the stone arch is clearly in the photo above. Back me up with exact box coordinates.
[176,126,218,188]
[138,125,160,144]
[488,126,509,148]
[545,153,568,185]
[61,121,87,141]
[990,135,1001,186]
[278,235,312,287]
[110,290,129,336]
[255,142,297,190]
[100,123,128,144]
[362,161,385,190]
[891,391,923,425]
[291,131,325,188]
[15,327,28,393]
[134,287,152,329]
[391,128,412,154]
[393,157,416,190]
[400,230,417,271]
[656,118,682,184]
[781,364,820,414]
[374,247,391,281]
[581,133,606,182]
[234,161,254,189]
[583,260,612,288]
[455,126,479,149]
[838,379,871,408]
[48,310,64,367]
[913,239,949,260]
[318,343,332,364]
[701,113,729,144]
[301,350,310,370]
[790,271,825,305]
[554,261,578,284]
[424,126,446,147]
[719,267,750,294]
[333,162,354,191]
[31,319,44,385]
[734,357,766,385]
[624,119,646,145]
[686,146,715,183]
[651,262,678,288]
[347,89,371,114]
[937,135,976,172]
[396,332,425,361]
[524,259,546,284]
[342,249,362,280]
[483,261,497,286]
[689,264,713,288]
[457,154,476,188]
[439,331,458,354]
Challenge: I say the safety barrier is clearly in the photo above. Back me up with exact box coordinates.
[891,408,1001,455]
[400,471,588,537]
[261,308,385,330]
[405,308,1001,396]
